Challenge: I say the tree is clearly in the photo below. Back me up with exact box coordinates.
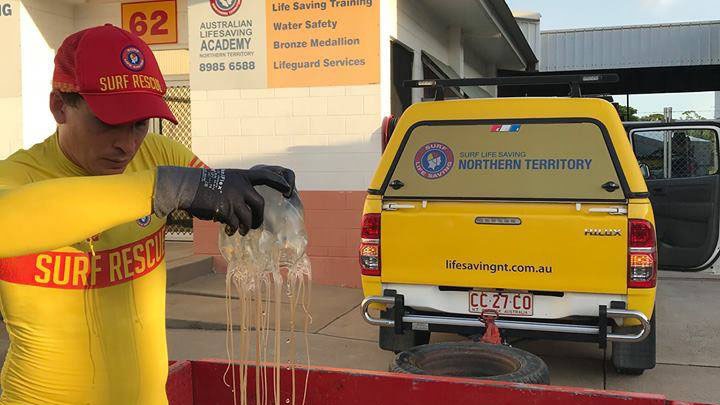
[639,113,665,121]
[617,105,639,121]
[680,110,706,121]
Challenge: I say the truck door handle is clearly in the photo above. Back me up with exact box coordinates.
[588,207,628,215]
[382,203,416,211]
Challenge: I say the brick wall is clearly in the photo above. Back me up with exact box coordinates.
[190,85,382,191]
[194,190,366,288]
[190,83,381,287]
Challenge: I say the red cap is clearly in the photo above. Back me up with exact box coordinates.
[53,24,177,125]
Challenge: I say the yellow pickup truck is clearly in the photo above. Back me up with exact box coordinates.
[360,75,657,375]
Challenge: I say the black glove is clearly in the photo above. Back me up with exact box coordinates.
[251,164,296,196]
[252,165,304,220]
[153,166,292,235]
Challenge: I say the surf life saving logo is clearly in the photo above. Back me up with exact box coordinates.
[414,142,454,179]
[210,0,242,16]
[137,215,152,227]
[121,46,145,72]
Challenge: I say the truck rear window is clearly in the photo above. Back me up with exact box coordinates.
[384,121,624,200]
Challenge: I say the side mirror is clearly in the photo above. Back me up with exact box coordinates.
[639,163,651,179]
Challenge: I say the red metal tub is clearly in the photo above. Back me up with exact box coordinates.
[166,360,713,405]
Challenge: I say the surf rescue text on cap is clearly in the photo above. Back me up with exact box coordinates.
[52,24,177,125]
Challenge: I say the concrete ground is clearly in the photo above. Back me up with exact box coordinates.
[165,270,720,404]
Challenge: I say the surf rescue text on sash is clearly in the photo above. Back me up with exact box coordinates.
[0,227,166,289]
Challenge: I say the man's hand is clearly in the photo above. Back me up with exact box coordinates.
[153,166,292,235]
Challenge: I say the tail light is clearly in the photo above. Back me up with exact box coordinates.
[359,214,381,276]
[628,219,657,288]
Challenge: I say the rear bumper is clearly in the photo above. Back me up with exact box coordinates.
[361,294,652,344]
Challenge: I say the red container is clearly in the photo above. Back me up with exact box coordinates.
[166,360,713,405]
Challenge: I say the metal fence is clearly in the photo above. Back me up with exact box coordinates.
[157,84,194,240]
[633,128,719,179]
[670,129,718,178]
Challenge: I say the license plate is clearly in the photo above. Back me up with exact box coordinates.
[469,291,533,316]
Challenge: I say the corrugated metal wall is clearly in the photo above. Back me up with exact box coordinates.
[540,21,720,71]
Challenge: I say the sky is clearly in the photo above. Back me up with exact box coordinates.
[505,0,719,118]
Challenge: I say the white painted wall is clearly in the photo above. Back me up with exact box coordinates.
[0,0,22,159]
[74,1,118,30]
[397,0,449,66]
[0,98,23,159]
[20,0,75,149]
[395,0,497,101]
[396,0,448,103]
[379,0,396,120]
[192,84,382,191]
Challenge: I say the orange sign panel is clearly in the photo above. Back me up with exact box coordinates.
[265,1,379,87]
[122,0,178,45]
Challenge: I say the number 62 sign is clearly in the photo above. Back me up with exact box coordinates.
[121,0,178,45]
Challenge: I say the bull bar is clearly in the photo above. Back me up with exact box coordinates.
[361,294,651,344]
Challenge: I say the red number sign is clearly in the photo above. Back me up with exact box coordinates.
[122,1,177,45]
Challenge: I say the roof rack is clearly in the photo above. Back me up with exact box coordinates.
[404,73,620,100]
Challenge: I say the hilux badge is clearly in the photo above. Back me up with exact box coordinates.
[584,229,622,236]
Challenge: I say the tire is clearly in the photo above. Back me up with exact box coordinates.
[391,342,550,385]
[378,308,430,353]
[612,315,656,375]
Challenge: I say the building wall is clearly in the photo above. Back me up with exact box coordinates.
[397,0,449,65]
[396,0,496,100]
[190,85,381,190]
[0,0,76,157]
[0,97,23,159]
[191,83,382,287]
[396,0,449,102]
[0,1,22,159]
[20,0,75,149]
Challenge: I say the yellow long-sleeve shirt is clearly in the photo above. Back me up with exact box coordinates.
[0,132,203,405]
